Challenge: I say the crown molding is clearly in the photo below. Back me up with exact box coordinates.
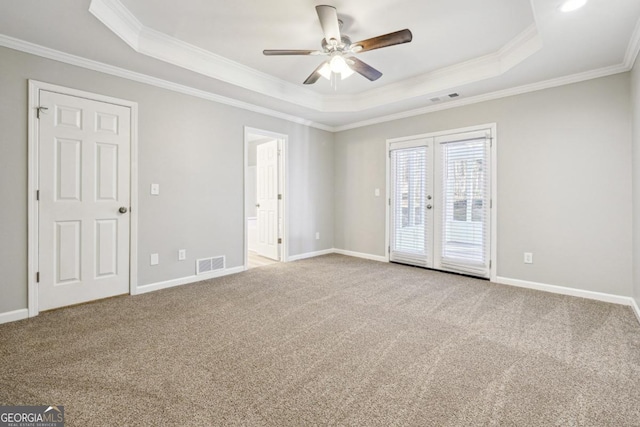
[1,14,637,135]
[89,0,323,110]
[333,62,630,132]
[624,15,640,69]
[0,34,333,132]
[345,24,542,112]
[89,0,543,113]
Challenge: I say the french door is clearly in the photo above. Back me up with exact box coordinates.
[389,129,492,278]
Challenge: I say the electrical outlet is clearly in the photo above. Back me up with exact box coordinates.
[524,252,533,264]
[150,183,160,195]
[374,188,380,197]
[150,253,159,265]
[315,232,320,240]
[178,249,186,261]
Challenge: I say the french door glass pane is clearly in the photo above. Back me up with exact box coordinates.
[440,139,489,270]
[391,147,428,263]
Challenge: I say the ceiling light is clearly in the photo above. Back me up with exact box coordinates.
[329,55,348,73]
[340,66,354,80]
[560,0,587,12]
[319,58,354,82]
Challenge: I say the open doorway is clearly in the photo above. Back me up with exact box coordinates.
[244,127,287,270]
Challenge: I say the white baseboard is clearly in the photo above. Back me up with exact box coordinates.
[136,266,245,295]
[288,249,334,262]
[496,276,634,306]
[332,248,388,263]
[0,309,29,325]
[631,298,640,324]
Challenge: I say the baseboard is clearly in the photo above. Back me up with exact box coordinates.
[136,266,245,295]
[495,276,634,306]
[332,248,388,263]
[287,249,334,262]
[0,309,29,325]
[631,298,640,324]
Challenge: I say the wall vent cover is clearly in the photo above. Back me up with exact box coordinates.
[196,256,225,275]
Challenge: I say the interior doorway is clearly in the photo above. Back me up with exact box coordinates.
[244,127,287,270]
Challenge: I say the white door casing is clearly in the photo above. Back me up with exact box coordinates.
[256,139,279,260]
[37,90,131,311]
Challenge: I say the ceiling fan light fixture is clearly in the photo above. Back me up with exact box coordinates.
[318,63,332,80]
[560,0,587,12]
[318,61,354,81]
[329,55,348,73]
[340,66,354,80]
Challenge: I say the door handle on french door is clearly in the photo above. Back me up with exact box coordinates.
[426,204,432,210]
[256,204,260,208]
[119,207,128,214]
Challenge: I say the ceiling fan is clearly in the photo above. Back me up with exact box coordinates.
[263,5,413,85]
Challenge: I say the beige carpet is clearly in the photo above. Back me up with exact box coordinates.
[1,254,639,426]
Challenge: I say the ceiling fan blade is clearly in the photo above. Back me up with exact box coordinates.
[263,49,320,56]
[303,61,329,85]
[348,57,383,81]
[352,29,413,53]
[316,5,341,44]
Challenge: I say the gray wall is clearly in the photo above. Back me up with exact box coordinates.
[334,74,633,296]
[632,59,640,308]
[0,46,334,313]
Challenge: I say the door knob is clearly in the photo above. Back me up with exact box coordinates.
[256,203,260,208]
[119,207,128,214]
[426,204,432,210]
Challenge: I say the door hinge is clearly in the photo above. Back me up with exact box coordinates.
[278,194,282,200]
[36,272,40,283]
[489,260,492,269]
[388,246,390,253]
[36,190,40,201]
[388,198,391,206]
[278,238,282,244]
[36,106,48,119]
[490,199,493,208]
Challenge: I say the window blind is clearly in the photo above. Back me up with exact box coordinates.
[390,146,430,267]
[438,138,490,277]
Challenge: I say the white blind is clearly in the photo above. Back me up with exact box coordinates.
[390,146,429,267]
[439,137,490,276]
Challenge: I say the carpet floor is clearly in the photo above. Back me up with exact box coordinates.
[1,254,639,426]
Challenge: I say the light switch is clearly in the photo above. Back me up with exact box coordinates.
[150,183,160,195]
[150,253,159,265]
[374,188,380,197]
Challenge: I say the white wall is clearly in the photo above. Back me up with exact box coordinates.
[632,59,640,309]
[334,74,633,297]
[0,46,334,314]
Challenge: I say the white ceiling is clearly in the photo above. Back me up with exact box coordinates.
[1,0,639,130]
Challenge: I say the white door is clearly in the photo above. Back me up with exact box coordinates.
[389,140,434,268]
[38,90,131,311]
[256,139,279,260]
[389,130,492,278]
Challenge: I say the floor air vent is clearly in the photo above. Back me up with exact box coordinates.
[196,256,225,275]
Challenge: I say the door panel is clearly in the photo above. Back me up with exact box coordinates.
[256,139,279,260]
[38,90,131,311]
[389,140,433,268]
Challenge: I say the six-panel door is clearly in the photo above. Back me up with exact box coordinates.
[38,90,131,311]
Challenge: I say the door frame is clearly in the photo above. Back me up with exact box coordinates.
[385,123,497,282]
[243,127,288,269]
[27,80,139,317]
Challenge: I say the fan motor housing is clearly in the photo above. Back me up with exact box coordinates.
[322,35,352,52]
